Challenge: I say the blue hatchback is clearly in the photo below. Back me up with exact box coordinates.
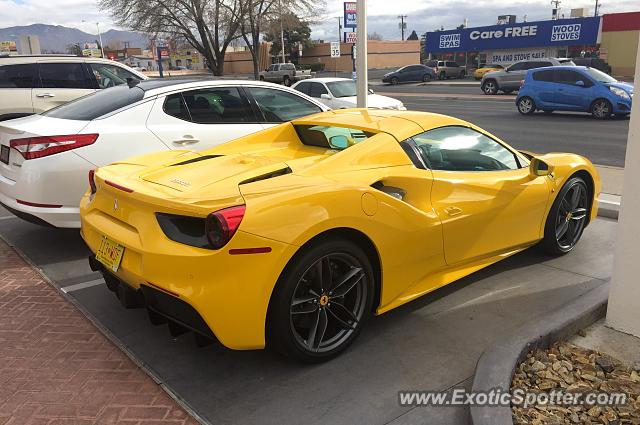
[516,66,633,119]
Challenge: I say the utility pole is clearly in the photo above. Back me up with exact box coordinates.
[398,15,407,41]
[551,0,561,20]
[594,0,601,16]
[278,0,286,63]
[337,17,342,42]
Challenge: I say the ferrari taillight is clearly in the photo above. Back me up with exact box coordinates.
[205,205,246,249]
[88,169,97,195]
[10,134,98,160]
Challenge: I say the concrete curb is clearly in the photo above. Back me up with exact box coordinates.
[598,194,621,220]
[469,281,609,425]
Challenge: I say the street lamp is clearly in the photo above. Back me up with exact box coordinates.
[81,20,105,58]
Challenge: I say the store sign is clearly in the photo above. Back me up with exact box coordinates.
[488,50,547,64]
[0,41,17,53]
[344,2,357,28]
[425,16,599,53]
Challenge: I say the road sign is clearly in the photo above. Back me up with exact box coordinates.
[344,2,357,28]
[352,45,357,60]
[330,42,341,58]
[345,32,357,44]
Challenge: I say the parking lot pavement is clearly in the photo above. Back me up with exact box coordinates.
[0,203,616,425]
[0,237,200,425]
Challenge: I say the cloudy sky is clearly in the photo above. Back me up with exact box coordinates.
[0,0,638,39]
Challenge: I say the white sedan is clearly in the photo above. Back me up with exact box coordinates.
[0,79,328,228]
[291,78,406,110]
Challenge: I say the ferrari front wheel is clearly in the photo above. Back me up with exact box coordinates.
[268,239,374,362]
[541,177,589,256]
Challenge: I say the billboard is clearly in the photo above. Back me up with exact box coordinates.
[344,2,357,28]
[0,41,17,53]
[425,16,600,53]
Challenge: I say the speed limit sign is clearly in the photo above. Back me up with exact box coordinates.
[330,42,341,58]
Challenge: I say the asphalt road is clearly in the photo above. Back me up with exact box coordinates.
[374,84,630,168]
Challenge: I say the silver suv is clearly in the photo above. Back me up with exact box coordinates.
[480,58,575,95]
[425,60,466,79]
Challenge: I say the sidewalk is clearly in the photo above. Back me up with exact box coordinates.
[0,239,200,425]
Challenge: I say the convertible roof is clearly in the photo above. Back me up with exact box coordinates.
[293,109,470,141]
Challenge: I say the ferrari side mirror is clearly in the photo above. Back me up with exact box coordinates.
[529,157,553,177]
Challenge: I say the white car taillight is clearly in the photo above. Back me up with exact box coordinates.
[10,134,99,160]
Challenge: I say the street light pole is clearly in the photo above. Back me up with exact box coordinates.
[278,0,286,63]
[96,22,104,58]
[356,0,367,108]
[398,15,407,41]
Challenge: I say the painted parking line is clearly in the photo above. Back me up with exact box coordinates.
[61,278,105,294]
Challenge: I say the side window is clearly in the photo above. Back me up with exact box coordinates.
[0,64,38,88]
[308,82,328,98]
[410,126,520,171]
[555,70,591,86]
[446,62,459,67]
[532,70,555,82]
[163,93,191,121]
[246,87,322,122]
[507,62,525,72]
[294,82,310,95]
[38,63,91,89]
[534,61,553,68]
[180,87,252,124]
[89,63,140,89]
[268,65,277,71]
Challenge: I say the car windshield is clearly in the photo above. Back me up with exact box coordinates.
[326,80,357,98]
[42,85,145,121]
[583,67,617,83]
[295,125,375,150]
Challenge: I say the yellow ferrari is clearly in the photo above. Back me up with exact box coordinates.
[474,64,504,80]
[80,109,600,362]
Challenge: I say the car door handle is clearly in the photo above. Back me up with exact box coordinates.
[172,136,200,146]
[36,93,55,98]
[444,206,463,216]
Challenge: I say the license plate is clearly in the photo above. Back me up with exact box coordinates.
[0,145,8,165]
[96,235,125,273]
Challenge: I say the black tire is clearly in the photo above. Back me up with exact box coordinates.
[259,75,265,81]
[482,79,498,95]
[590,99,612,119]
[502,89,514,95]
[439,71,446,80]
[540,177,590,256]
[422,73,432,82]
[459,70,466,79]
[267,239,375,363]
[283,75,291,86]
[517,96,536,115]
[543,109,554,114]
[390,77,399,85]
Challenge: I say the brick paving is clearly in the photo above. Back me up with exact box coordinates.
[0,238,201,425]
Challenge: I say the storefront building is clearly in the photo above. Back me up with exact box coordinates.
[600,12,640,77]
[425,16,601,70]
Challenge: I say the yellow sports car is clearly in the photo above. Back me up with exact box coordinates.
[474,64,504,80]
[80,109,600,362]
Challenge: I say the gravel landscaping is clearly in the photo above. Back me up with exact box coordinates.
[512,341,640,425]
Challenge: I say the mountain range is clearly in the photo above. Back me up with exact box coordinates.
[0,24,149,53]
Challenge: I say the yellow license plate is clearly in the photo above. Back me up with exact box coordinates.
[96,236,125,273]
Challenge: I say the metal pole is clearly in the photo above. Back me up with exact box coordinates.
[594,0,599,16]
[279,0,286,63]
[97,22,104,58]
[356,0,367,108]
[337,17,342,77]
[398,15,407,41]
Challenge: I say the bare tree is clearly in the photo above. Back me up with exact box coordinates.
[239,0,321,79]
[99,0,242,75]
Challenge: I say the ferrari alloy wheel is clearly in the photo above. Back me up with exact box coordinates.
[541,177,589,255]
[517,96,536,115]
[591,99,612,119]
[268,239,374,362]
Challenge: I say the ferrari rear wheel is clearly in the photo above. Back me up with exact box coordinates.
[267,239,374,362]
[541,177,589,256]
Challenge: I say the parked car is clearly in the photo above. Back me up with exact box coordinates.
[259,63,313,86]
[481,58,575,95]
[473,63,504,80]
[382,64,436,84]
[292,78,406,110]
[572,58,612,75]
[516,66,633,119]
[0,79,328,228]
[80,108,599,362]
[0,55,147,121]
[131,66,147,72]
[424,60,466,80]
